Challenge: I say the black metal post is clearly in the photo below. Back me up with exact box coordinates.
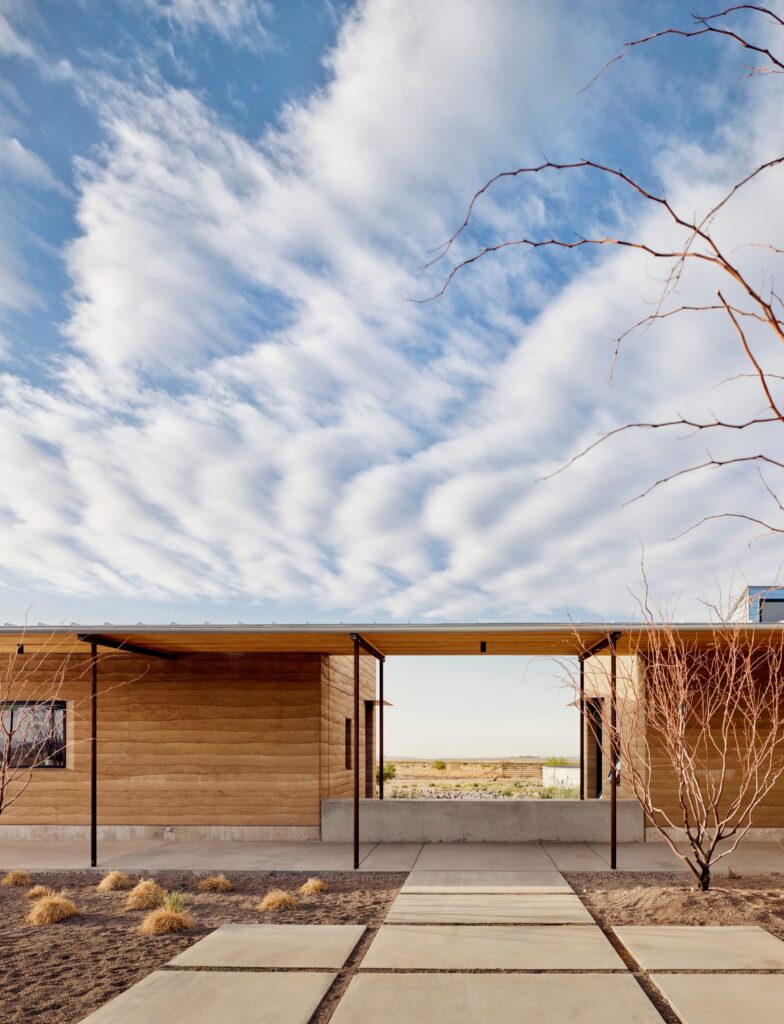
[610,636,618,870]
[353,635,360,870]
[90,641,98,868]
[379,659,385,801]
[579,655,585,801]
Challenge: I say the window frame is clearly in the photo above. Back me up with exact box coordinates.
[1,699,68,770]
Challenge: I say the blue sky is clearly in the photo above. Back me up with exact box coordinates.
[1,1,782,754]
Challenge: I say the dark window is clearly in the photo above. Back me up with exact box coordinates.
[1,701,67,769]
[345,718,352,770]
[760,598,784,623]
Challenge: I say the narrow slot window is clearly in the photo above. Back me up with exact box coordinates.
[345,718,352,770]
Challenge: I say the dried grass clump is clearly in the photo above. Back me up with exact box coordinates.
[196,874,233,893]
[139,890,192,935]
[97,870,134,893]
[257,888,298,912]
[299,877,328,896]
[125,878,164,910]
[26,892,78,926]
[26,885,55,902]
[1,869,32,887]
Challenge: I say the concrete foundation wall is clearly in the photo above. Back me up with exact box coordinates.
[0,824,320,842]
[646,826,784,844]
[321,798,644,843]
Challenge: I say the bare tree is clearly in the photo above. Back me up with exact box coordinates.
[426,5,784,536]
[0,637,141,818]
[577,609,784,890]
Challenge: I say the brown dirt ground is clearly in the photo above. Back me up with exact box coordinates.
[566,871,784,1024]
[0,870,405,1024]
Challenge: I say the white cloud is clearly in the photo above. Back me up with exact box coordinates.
[0,134,68,193]
[140,0,271,48]
[0,10,34,60]
[0,0,782,620]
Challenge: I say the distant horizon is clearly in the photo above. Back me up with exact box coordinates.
[386,753,578,762]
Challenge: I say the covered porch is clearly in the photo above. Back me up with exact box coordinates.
[4,620,784,871]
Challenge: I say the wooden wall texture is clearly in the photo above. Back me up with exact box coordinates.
[2,651,375,827]
[643,653,784,829]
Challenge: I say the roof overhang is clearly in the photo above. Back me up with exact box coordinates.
[2,621,784,658]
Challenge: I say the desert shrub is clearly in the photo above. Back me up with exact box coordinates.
[540,784,579,800]
[97,870,134,893]
[125,878,164,910]
[1,869,32,887]
[26,892,77,926]
[299,877,328,896]
[139,891,192,935]
[377,761,396,784]
[197,873,233,893]
[257,888,298,912]
[545,756,570,767]
[432,759,447,771]
[26,885,55,901]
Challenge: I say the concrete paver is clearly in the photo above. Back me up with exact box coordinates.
[651,974,784,1024]
[386,891,594,924]
[402,869,572,893]
[329,973,664,1024]
[358,843,422,871]
[589,843,685,872]
[361,923,625,970]
[168,924,365,969]
[413,842,555,871]
[4,837,784,873]
[691,841,784,874]
[0,840,169,870]
[615,926,784,970]
[78,970,336,1024]
[542,842,612,872]
[105,840,379,872]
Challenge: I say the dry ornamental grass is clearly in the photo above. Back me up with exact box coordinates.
[97,871,134,893]
[196,874,233,892]
[1,870,32,887]
[257,888,298,912]
[26,885,55,902]
[125,879,164,910]
[299,877,328,895]
[26,892,78,926]
[139,891,192,936]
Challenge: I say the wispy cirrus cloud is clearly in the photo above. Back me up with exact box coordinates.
[139,0,272,48]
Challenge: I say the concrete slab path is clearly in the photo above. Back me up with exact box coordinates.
[168,924,365,969]
[651,974,784,1024]
[361,923,625,970]
[385,891,594,924]
[329,973,664,1024]
[78,970,336,1024]
[4,837,784,873]
[357,843,422,871]
[615,926,784,970]
[412,842,554,871]
[402,869,572,893]
[0,839,170,870]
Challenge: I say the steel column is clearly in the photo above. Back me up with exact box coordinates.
[610,635,618,870]
[353,635,360,870]
[579,655,585,801]
[90,641,98,868]
[379,659,385,801]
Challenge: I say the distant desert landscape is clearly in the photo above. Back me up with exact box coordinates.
[382,757,579,800]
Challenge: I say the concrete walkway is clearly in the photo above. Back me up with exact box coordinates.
[4,836,784,873]
[71,852,784,1024]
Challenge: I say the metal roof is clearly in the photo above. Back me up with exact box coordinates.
[1,621,782,657]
